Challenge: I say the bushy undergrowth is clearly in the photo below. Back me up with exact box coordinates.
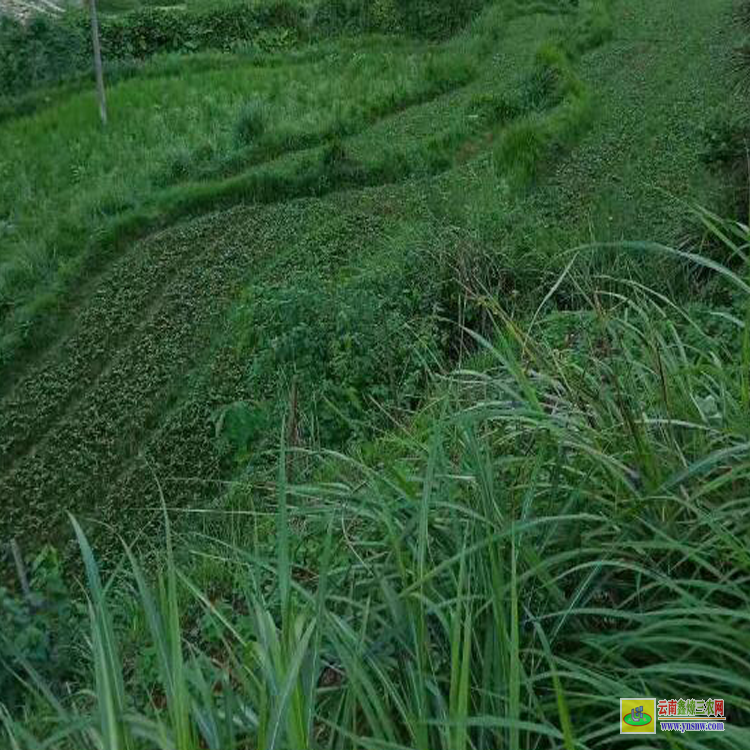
[225,243,442,450]
[0,548,81,715]
[0,0,492,99]
[1,0,582,387]
[3,213,750,748]
[0,1,304,97]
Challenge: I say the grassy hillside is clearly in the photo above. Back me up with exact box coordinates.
[2,0,750,746]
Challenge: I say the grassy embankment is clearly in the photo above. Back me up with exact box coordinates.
[0,0,582,544]
[2,0,750,746]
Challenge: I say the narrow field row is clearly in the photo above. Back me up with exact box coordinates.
[506,0,737,265]
[0,184,433,546]
[0,219,223,469]
[0,9,577,416]
[0,203,307,542]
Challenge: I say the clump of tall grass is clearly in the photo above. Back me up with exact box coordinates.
[235,96,269,147]
[566,0,613,54]
[3,209,750,748]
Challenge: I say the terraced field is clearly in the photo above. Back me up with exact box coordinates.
[0,0,737,551]
[6,1,750,746]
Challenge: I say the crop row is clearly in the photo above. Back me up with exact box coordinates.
[0,200,316,545]
[160,46,477,186]
[1,30,588,488]
[0,1,609,547]
[0,219,221,468]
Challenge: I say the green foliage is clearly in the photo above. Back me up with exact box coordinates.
[0,0,489,101]
[235,95,269,146]
[0,547,82,713]
[212,400,270,466]
[0,1,304,98]
[2,0,703,559]
[0,14,86,97]
[565,0,613,53]
[94,0,303,58]
[493,43,592,188]
[311,0,390,34]
[233,248,440,447]
[700,108,750,220]
[1,1,749,745]
[395,0,489,39]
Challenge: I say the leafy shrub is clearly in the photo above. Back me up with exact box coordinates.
[0,14,86,97]
[94,0,304,58]
[211,400,270,467]
[232,253,440,447]
[0,1,306,97]
[0,547,82,712]
[310,0,389,34]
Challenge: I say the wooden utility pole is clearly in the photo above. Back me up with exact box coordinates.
[89,0,107,125]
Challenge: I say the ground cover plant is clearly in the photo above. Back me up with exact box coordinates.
[2,0,750,745]
[0,25,480,377]
[0,0,611,549]
[3,213,750,748]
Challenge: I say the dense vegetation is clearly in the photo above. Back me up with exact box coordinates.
[1,0,749,747]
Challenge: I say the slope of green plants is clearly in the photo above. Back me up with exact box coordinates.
[2,0,750,744]
[0,0,601,550]
[0,35,475,371]
[4,211,750,748]
[0,0,739,548]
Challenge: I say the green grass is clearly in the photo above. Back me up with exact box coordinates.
[0,29,487,378]
[2,0,750,744]
[4,211,750,748]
